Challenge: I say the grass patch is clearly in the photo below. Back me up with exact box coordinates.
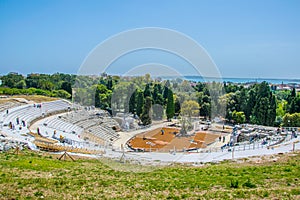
[0,150,299,199]
[12,95,58,102]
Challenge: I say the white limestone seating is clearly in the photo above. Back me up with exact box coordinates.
[76,119,99,129]
[0,101,24,112]
[61,110,120,142]
[3,100,71,127]
[88,125,119,142]
[43,118,84,135]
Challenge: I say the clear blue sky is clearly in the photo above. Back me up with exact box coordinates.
[0,0,299,78]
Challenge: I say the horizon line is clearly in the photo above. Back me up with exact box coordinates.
[0,71,300,81]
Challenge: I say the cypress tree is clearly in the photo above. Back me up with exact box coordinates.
[166,89,175,121]
[141,96,152,125]
[174,98,181,116]
[107,77,113,90]
[291,88,296,98]
[95,86,101,108]
[129,90,136,114]
[163,80,170,100]
[136,90,144,117]
[268,94,277,126]
[153,84,159,103]
[144,83,151,98]
[61,81,72,96]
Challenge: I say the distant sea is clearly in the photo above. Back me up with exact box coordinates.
[173,76,300,84]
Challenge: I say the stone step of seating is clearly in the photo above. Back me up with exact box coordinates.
[3,100,70,126]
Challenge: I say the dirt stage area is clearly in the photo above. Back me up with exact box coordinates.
[127,127,220,152]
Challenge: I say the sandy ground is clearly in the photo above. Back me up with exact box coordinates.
[112,122,167,150]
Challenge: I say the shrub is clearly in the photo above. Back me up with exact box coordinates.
[243,178,256,188]
[230,179,239,188]
[34,191,43,197]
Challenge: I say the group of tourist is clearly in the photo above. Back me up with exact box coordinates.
[218,135,226,143]
[33,103,42,109]
[8,117,26,131]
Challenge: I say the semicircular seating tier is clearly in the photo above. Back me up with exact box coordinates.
[58,109,120,143]
[42,117,84,135]
[0,101,25,112]
[2,100,71,127]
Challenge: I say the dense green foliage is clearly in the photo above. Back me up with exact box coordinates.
[0,87,71,99]
[0,72,75,99]
[0,151,299,199]
[1,72,299,127]
[282,113,300,127]
[94,84,111,110]
[181,100,199,118]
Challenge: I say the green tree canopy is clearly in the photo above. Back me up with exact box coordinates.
[181,100,200,118]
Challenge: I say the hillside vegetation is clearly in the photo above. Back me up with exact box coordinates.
[0,150,299,199]
[1,72,300,127]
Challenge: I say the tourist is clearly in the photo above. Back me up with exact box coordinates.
[291,131,296,139]
[60,135,64,143]
[223,136,225,143]
[16,117,19,125]
[6,110,8,114]
[161,129,165,135]
[277,128,281,134]
[52,130,57,139]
